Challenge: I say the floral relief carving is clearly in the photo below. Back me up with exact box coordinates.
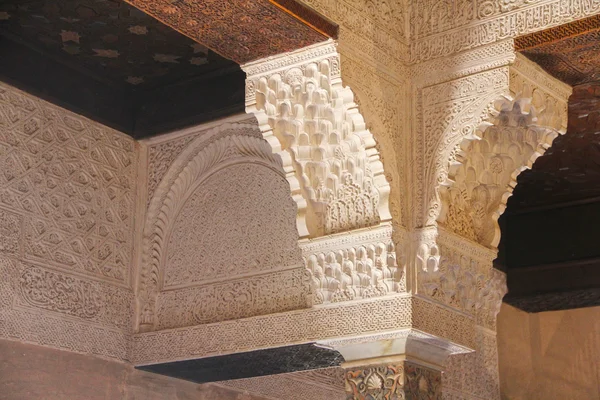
[434,54,571,248]
[303,224,405,304]
[340,54,406,228]
[438,98,561,247]
[13,262,133,330]
[410,0,600,63]
[0,83,134,358]
[345,364,405,399]
[419,67,510,229]
[18,265,102,319]
[345,362,442,400]
[156,268,309,329]
[3,2,598,395]
[146,118,263,204]
[243,41,391,238]
[164,164,301,288]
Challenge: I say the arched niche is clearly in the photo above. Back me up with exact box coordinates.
[438,95,564,249]
[137,121,308,332]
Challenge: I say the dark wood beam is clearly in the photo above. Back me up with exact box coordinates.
[498,201,600,312]
[0,34,245,139]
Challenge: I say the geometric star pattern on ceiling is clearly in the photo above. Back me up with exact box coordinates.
[0,0,236,88]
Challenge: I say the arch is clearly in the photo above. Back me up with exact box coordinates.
[137,122,304,331]
[242,40,392,239]
[438,94,565,249]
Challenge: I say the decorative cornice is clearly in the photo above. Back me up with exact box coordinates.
[242,39,338,79]
[515,13,600,50]
[510,53,573,104]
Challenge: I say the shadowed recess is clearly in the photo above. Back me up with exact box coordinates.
[0,0,245,138]
[136,344,344,384]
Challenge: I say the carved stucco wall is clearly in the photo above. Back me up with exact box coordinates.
[0,82,137,360]
[259,2,583,396]
[137,115,308,332]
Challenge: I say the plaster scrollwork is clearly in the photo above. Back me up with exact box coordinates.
[409,0,600,63]
[414,54,568,320]
[243,40,392,238]
[18,265,102,319]
[438,97,562,248]
[138,122,305,332]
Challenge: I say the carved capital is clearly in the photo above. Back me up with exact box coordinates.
[344,360,442,400]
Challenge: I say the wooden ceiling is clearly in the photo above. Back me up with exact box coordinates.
[120,0,337,64]
[0,0,335,138]
[1,0,236,89]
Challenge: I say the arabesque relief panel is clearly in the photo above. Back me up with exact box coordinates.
[0,82,136,359]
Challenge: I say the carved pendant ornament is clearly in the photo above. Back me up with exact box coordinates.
[243,40,391,238]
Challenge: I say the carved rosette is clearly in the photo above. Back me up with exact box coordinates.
[345,361,441,400]
[243,40,391,238]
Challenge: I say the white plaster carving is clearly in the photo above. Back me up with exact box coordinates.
[407,47,570,399]
[410,0,600,63]
[2,3,597,397]
[438,98,562,247]
[131,294,477,365]
[302,223,405,304]
[243,40,391,238]
[0,83,137,284]
[138,118,307,332]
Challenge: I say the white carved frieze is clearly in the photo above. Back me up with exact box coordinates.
[301,223,405,304]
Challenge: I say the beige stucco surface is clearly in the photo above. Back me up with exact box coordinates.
[0,339,270,400]
[497,303,600,400]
